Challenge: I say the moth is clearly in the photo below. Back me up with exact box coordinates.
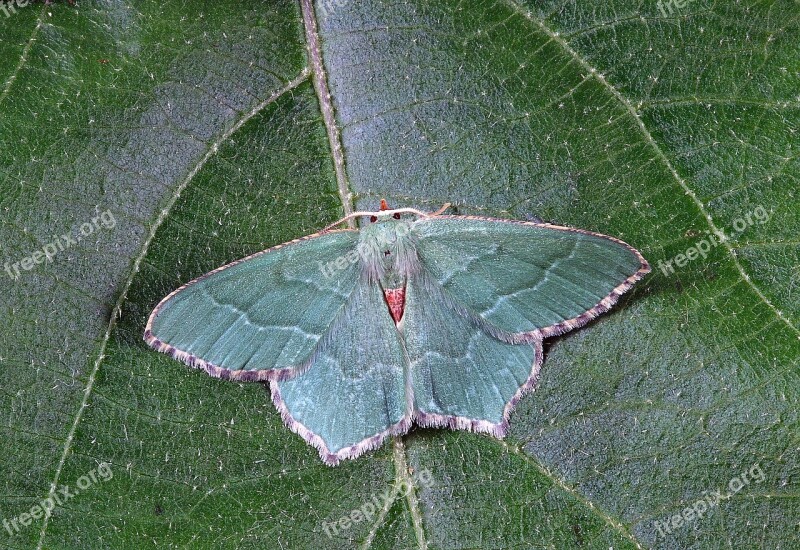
[145,201,650,465]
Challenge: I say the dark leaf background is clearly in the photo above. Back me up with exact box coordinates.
[0,0,797,548]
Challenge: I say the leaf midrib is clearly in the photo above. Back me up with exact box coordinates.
[301,0,355,223]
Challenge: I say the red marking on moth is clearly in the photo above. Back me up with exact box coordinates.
[380,198,390,211]
[383,287,406,324]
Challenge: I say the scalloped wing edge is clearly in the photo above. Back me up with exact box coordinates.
[269,339,544,466]
[412,338,544,438]
[270,381,413,466]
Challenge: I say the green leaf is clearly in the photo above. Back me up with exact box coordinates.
[1,0,797,548]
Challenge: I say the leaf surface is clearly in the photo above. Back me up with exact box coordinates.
[1,1,797,548]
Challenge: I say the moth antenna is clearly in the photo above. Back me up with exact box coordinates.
[320,205,439,232]
[430,202,451,217]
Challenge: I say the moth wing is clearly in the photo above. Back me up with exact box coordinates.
[145,230,360,381]
[403,272,540,435]
[271,282,409,465]
[412,216,649,339]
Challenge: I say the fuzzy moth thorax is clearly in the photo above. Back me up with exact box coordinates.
[358,216,419,286]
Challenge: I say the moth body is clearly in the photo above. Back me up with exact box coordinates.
[358,214,419,324]
[145,201,650,465]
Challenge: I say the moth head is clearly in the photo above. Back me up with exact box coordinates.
[361,214,412,246]
[362,200,415,243]
[368,199,405,224]
[358,201,419,281]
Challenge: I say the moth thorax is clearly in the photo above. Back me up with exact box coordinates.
[358,223,419,283]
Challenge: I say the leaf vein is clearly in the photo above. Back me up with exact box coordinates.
[503,0,799,338]
[34,67,312,549]
[0,10,45,107]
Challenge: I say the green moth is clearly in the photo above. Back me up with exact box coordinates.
[145,201,650,465]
